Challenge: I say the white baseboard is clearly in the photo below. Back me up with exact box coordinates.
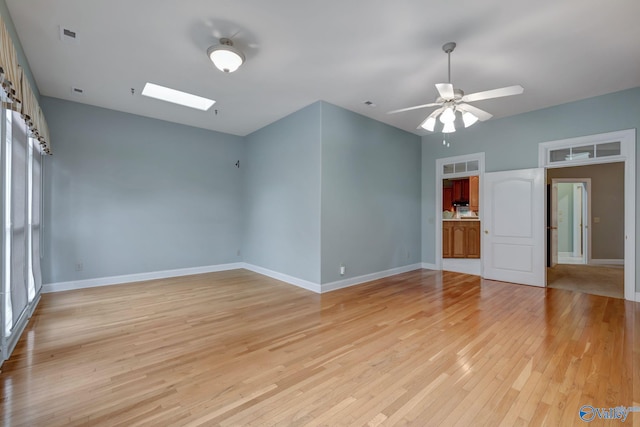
[43,262,428,296]
[422,262,438,270]
[42,263,245,293]
[442,258,481,276]
[240,263,321,293]
[590,259,624,266]
[321,263,423,293]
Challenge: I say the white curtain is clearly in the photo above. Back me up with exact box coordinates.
[31,139,42,296]
[10,110,28,329]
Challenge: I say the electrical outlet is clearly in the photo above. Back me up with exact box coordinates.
[236,249,241,257]
[75,262,83,272]
[340,264,346,276]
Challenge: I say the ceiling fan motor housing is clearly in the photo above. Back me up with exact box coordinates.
[442,42,457,54]
[436,88,464,104]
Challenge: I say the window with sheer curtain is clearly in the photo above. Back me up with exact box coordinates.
[1,11,50,362]
[1,107,44,358]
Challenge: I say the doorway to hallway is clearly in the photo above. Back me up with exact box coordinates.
[550,178,591,266]
[544,160,625,298]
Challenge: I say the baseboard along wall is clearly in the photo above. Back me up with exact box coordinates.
[43,262,425,295]
[42,263,245,293]
[589,259,624,266]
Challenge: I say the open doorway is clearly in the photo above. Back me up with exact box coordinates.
[546,163,624,298]
[435,153,484,276]
[550,179,590,266]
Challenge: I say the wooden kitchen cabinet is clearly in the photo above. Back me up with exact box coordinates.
[469,176,479,213]
[443,187,453,211]
[451,223,467,257]
[465,221,481,258]
[452,179,469,201]
[442,220,481,259]
[442,221,452,257]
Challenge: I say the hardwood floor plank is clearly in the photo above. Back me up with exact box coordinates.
[0,269,636,426]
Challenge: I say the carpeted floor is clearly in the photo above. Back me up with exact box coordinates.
[547,263,624,299]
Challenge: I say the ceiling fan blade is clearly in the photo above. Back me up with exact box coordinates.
[457,103,493,121]
[435,83,454,100]
[387,102,441,114]
[461,85,524,103]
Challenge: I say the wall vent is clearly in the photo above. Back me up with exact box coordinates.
[71,87,84,95]
[59,26,79,44]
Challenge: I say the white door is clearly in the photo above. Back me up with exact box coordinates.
[483,168,545,287]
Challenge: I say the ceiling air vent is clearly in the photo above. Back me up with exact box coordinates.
[59,26,79,44]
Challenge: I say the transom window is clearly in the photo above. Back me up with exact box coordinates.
[442,159,479,176]
[539,130,631,168]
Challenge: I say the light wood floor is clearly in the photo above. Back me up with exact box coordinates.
[1,269,638,426]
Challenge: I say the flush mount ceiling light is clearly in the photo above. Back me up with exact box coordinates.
[141,82,215,111]
[207,38,245,73]
[388,42,524,133]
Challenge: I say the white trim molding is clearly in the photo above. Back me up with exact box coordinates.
[44,262,430,296]
[590,259,624,266]
[321,263,423,293]
[43,263,245,293]
[241,263,321,293]
[422,262,438,270]
[442,258,481,276]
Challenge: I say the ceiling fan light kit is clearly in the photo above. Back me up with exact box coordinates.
[442,121,456,133]
[207,38,245,73]
[389,42,524,135]
[462,111,479,127]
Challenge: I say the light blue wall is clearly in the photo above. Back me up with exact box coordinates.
[41,97,245,283]
[421,87,640,288]
[41,97,421,287]
[320,103,421,284]
[244,103,322,283]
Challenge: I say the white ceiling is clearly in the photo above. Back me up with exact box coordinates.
[6,0,640,137]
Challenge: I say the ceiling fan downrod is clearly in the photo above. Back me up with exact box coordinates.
[442,42,456,84]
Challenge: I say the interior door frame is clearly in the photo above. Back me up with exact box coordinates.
[550,182,558,267]
[551,178,591,265]
[539,129,636,301]
[435,153,485,272]
[572,183,584,259]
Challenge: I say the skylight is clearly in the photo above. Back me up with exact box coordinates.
[141,83,215,111]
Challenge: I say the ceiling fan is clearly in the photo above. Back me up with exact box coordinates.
[388,42,524,133]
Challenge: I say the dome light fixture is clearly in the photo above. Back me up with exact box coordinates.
[207,38,245,73]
